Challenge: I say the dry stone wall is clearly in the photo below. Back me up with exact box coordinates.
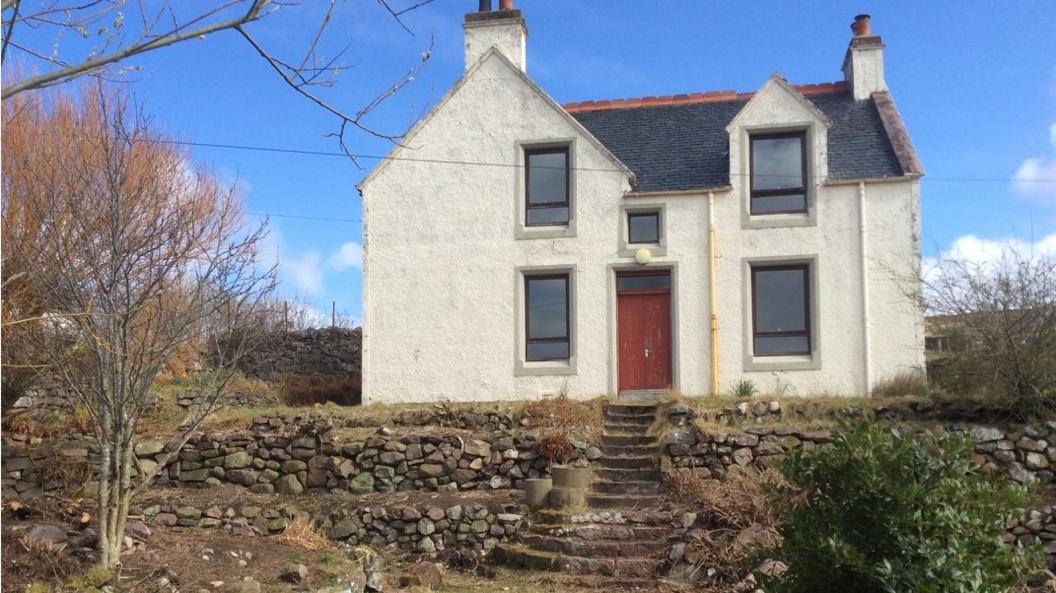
[136,497,524,554]
[231,328,362,378]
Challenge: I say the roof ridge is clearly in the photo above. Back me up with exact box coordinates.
[564,81,849,113]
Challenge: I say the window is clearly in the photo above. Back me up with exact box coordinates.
[525,147,569,226]
[751,264,810,356]
[750,132,807,214]
[525,274,570,361]
[627,211,661,244]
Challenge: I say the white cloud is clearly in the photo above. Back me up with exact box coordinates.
[284,251,325,294]
[925,233,1056,280]
[1012,122,1056,201]
[328,241,363,270]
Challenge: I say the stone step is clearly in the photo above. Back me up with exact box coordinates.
[594,468,662,482]
[600,444,660,456]
[600,434,656,447]
[518,534,667,558]
[603,423,653,434]
[587,494,662,510]
[529,523,671,540]
[592,480,660,495]
[597,456,659,470]
[604,403,659,416]
[531,508,675,526]
[601,413,654,426]
[492,543,661,578]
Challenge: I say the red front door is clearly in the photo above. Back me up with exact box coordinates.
[617,272,672,391]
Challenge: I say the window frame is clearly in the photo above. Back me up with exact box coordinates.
[627,210,662,245]
[524,146,571,227]
[749,131,808,215]
[750,263,812,357]
[524,273,571,362]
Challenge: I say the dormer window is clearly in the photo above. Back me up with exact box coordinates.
[750,132,807,215]
[525,147,569,226]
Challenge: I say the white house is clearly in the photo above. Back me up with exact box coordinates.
[359,4,925,403]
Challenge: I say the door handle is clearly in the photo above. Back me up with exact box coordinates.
[644,347,651,359]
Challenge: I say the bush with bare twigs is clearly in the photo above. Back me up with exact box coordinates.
[665,467,787,586]
[520,394,601,434]
[536,433,574,468]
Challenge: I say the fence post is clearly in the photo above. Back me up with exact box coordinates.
[332,301,336,329]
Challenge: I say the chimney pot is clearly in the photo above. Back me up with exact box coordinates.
[478,0,491,11]
[499,0,513,9]
[851,14,871,37]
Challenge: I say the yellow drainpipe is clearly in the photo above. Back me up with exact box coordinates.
[708,191,719,395]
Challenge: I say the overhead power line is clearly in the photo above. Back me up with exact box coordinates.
[149,137,1056,183]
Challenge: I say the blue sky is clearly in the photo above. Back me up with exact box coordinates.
[11,1,1056,323]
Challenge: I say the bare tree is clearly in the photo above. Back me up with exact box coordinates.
[2,83,276,568]
[924,246,1056,418]
[1,0,434,150]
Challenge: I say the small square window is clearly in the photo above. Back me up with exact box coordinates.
[751,264,811,356]
[628,211,660,244]
[525,148,569,226]
[750,132,807,215]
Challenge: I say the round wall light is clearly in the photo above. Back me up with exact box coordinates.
[634,247,652,265]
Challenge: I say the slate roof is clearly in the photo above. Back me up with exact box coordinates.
[568,89,906,193]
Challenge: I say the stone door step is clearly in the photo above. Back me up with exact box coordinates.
[605,402,659,416]
[617,390,664,402]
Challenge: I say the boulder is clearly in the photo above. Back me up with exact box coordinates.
[224,452,253,469]
[280,564,309,585]
[348,472,375,495]
[134,440,166,457]
[25,524,67,547]
[463,440,492,458]
[402,561,442,588]
[275,474,304,495]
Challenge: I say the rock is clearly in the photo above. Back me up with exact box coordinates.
[768,401,781,413]
[180,468,211,482]
[729,433,759,447]
[1008,462,1035,485]
[417,518,436,535]
[281,460,308,474]
[417,536,437,553]
[275,474,304,495]
[378,451,404,465]
[1027,452,1050,470]
[451,469,477,485]
[404,561,442,587]
[177,506,202,520]
[419,463,444,477]
[135,440,166,457]
[330,519,358,540]
[971,426,1005,443]
[351,547,384,593]
[349,473,375,495]
[227,469,259,486]
[224,452,252,469]
[446,505,463,521]
[126,521,152,540]
[155,513,178,527]
[463,440,492,458]
[664,429,697,447]
[280,564,309,585]
[585,446,603,460]
[735,402,749,415]
[26,524,67,547]
[732,448,754,466]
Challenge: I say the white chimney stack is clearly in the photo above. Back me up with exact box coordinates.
[842,14,887,100]
[463,0,527,72]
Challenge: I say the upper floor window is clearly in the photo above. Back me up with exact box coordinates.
[750,132,807,215]
[525,147,569,226]
[627,210,661,244]
[751,264,811,356]
[525,274,570,361]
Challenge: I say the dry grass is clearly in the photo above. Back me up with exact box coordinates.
[272,516,333,552]
[519,394,602,436]
[665,466,785,531]
[536,433,574,466]
[224,374,279,402]
[872,370,929,398]
[3,407,92,438]
[36,457,93,493]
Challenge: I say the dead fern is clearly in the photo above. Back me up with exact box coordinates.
[536,433,574,467]
[273,516,332,551]
[520,394,601,435]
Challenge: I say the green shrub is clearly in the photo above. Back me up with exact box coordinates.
[729,379,756,398]
[762,422,1039,593]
